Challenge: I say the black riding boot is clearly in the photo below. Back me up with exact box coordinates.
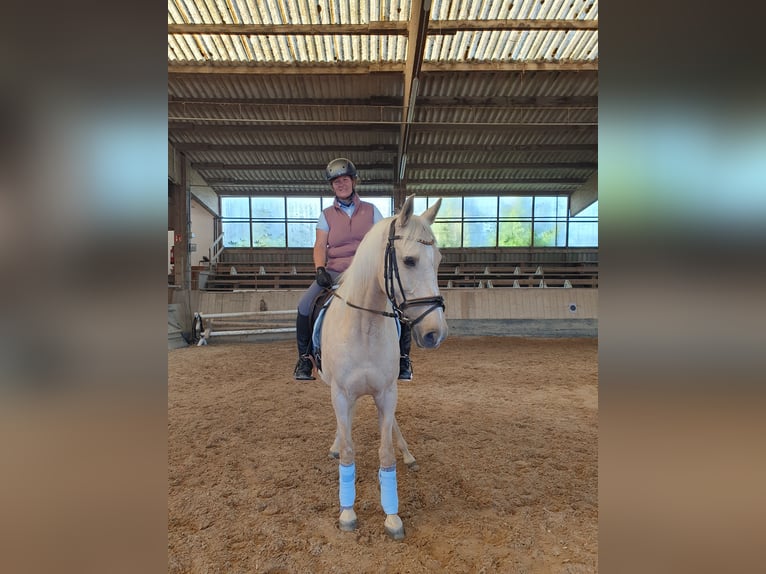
[293,313,315,380]
[398,322,413,381]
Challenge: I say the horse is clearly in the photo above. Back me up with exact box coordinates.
[317,194,448,540]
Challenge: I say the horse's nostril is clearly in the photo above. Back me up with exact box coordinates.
[423,331,437,347]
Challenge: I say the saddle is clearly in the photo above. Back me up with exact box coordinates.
[308,287,334,373]
[307,286,403,375]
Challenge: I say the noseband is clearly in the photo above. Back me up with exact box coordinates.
[383,219,446,327]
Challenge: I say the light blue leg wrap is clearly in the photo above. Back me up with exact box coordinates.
[339,463,356,509]
[378,466,398,515]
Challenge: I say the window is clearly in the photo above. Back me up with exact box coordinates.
[366,197,394,217]
[221,197,249,218]
[219,195,598,248]
[221,221,250,247]
[499,196,533,246]
[251,197,285,247]
[427,195,587,247]
[532,197,568,247]
[568,201,598,247]
[286,197,322,247]
[220,195,394,247]
[463,197,498,247]
[221,197,250,247]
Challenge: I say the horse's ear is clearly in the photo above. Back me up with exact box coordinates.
[398,194,415,227]
[421,198,442,225]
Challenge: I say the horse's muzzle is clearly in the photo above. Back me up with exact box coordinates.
[401,296,447,349]
[412,319,448,349]
[416,329,446,349]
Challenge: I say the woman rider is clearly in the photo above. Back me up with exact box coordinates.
[293,158,413,382]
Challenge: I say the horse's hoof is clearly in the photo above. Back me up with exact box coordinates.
[384,515,405,540]
[329,451,339,459]
[406,460,419,471]
[339,508,357,532]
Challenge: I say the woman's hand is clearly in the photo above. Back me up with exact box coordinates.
[316,267,333,288]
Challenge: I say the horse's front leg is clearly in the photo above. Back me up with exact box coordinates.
[375,387,405,540]
[331,386,357,532]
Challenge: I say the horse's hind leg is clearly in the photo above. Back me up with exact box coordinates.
[329,402,357,460]
[329,433,340,460]
[393,416,418,470]
[332,414,406,469]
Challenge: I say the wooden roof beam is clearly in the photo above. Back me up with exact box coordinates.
[398,0,430,184]
[168,95,598,107]
[167,20,597,36]
[168,60,597,75]
[172,143,399,152]
[168,22,406,36]
[191,162,395,171]
[171,142,595,153]
[168,122,400,133]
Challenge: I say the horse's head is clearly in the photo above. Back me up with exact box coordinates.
[385,194,448,349]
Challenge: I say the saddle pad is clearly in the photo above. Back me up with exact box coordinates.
[311,295,333,360]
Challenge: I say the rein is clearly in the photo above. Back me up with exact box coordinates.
[338,218,445,327]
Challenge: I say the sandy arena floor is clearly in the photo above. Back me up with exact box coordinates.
[168,336,598,573]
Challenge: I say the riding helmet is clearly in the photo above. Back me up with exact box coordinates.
[326,158,358,181]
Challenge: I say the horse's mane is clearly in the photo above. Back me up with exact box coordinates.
[336,212,437,293]
[335,216,391,292]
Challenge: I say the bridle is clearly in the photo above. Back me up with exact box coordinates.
[341,219,445,327]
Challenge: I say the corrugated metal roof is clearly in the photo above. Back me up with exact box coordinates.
[168,0,598,200]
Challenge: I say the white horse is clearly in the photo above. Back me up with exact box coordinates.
[318,194,448,540]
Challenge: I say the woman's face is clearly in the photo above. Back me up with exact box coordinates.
[331,175,354,199]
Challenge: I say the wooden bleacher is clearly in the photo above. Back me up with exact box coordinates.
[202,263,316,291]
[436,262,598,289]
[435,247,598,289]
[198,248,598,291]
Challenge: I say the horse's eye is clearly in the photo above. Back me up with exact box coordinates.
[403,256,416,267]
